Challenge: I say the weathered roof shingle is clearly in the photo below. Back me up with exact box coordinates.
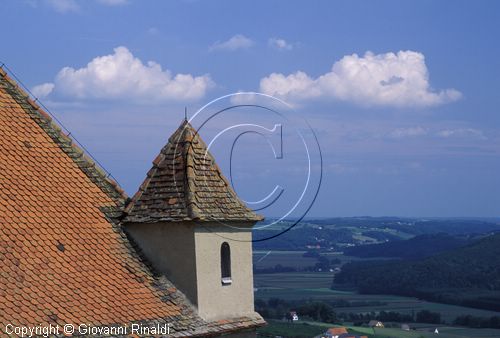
[124,119,263,224]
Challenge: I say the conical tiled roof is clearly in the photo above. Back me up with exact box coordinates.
[124,120,263,223]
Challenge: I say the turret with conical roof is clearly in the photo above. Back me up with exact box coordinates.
[123,119,263,323]
[124,119,263,223]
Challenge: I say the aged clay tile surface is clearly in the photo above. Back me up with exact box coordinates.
[124,119,263,223]
[0,68,264,336]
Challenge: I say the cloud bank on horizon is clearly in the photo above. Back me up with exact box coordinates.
[260,50,462,108]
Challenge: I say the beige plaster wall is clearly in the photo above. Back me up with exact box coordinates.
[125,221,258,322]
[194,223,256,321]
[125,222,199,305]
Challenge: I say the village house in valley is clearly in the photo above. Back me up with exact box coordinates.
[0,68,265,337]
[367,320,384,328]
[322,327,368,338]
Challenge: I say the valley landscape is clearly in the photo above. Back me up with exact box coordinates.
[252,217,500,338]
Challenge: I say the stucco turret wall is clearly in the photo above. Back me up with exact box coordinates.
[194,223,255,321]
[126,222,199,305]
[125,221,257,321]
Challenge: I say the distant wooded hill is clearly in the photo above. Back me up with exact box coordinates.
[334,233,500,311]
[302,217,500,235]
[343,233,472,259]
[253,217,500,251]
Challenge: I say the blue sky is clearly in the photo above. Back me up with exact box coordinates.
[2,0,500,217]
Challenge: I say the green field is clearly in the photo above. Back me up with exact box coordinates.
[257,320,381,338]
[254,272,500,323]
[253,250,395,270]
[257,320,500,338]
[314,321,500,338]
[254,251,320,269]
[343,325,500,338]
[256,320,326,337]
[253,251,500,325]
[255,272,335,289]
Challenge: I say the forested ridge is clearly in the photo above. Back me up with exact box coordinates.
[334,233,500,311]
[343,233,472,259]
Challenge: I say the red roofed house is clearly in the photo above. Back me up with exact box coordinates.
[324,327,348,338]
[322,327,370,338]
[0,68,265,337]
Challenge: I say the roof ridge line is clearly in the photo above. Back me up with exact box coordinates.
[182,122,201,220]
[124,152,165,214]
[0,67,128,208]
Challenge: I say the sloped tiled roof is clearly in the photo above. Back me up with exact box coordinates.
[124,119,263,223]
[0,68,264,336]
[327,327,348,335]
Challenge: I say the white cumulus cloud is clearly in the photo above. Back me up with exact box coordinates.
[260,50,462,108]
[31,83,55,98]
[210,34,254,51]
[34,46,214,102]
[268,38,294,51]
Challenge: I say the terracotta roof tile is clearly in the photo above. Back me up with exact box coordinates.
[0,69,264,336]
[327,327,349,335]
[124,119,263,223]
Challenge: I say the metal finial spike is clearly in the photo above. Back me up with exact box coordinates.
[184,107,187,121]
